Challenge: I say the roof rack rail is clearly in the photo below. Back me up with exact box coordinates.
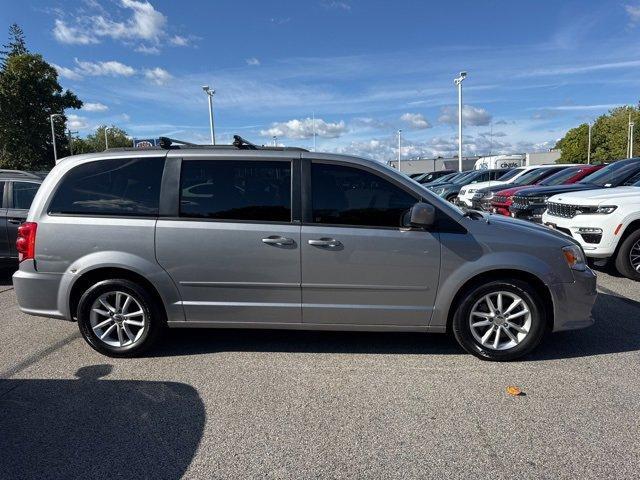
[232,135,257,149]
[158,137,197,149]
[106,135,308,153]
[0,169,42,179]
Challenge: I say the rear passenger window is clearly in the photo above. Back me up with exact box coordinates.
[311,163,416,228]
[13,182,39,210]
[48,157,165,216]
[180,160,292,222]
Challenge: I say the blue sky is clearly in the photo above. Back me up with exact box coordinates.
[3,0,640,161]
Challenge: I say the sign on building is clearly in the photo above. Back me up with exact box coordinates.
[133,138,158,148]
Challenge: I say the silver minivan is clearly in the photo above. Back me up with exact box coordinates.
[13,139,597,361]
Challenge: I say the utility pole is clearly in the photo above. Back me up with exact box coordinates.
[202,85,216,145]
[104,126,112,150]
[397,129,402,171]
[67,129,78,156]
[50,113,63,162]
[587,122,592,164]
[631,122,635,158]
[454,71,467,172]
[627,113,632,158]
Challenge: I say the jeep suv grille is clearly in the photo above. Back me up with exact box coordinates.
[547,202,578,218]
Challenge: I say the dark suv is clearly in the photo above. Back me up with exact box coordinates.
[0,170,44,266]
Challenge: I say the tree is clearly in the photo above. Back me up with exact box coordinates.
[0,23,27,67]
[0,25,82,170]
[71,125,132,154]
[556,105,640,163]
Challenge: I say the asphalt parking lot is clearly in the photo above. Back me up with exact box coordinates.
[1,267,639,480]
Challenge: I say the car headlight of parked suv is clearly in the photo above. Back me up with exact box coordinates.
[576,205,618,215]
[562,245,587,271]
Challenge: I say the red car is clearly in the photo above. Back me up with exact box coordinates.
[490,164,604,216]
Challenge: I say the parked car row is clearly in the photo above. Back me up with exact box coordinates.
[459,158,640,281]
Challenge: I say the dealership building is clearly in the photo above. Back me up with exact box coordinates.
[388,150,561,175]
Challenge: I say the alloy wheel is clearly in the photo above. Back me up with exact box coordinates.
[468,291,532,351]
[89,291,147,348]
[630,239,640,272]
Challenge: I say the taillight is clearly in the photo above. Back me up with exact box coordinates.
[16,222,37,262]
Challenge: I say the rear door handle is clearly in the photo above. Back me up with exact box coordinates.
[7,218,23,225]
[308,238,342,248]
[262,236,295,246]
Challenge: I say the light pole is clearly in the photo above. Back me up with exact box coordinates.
[454,71,467,172]
[397,129,402,171]
[67,129,78,156]
[50,113,63,162]
[273,136,277,146]
[104,126,112,150]
[202,85,216,145]
[631,122,635,158]
[587,122,592,164]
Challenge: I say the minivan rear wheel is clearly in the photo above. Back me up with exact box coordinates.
[452,279,546,361]
[77,279,164,357]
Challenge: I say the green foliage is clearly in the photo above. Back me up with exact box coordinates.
[0,25,82,170]
[556,105,640,163]
[71,125,132,154]
[0,23,27,67]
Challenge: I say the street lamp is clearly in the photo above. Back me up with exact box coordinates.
[587,122,592,164]
[202,85,216,145]
[105,126,112,150]
[454,71,467,172]
[50,113,63,162]
[397,129,402,171]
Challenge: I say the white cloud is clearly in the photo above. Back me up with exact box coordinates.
[135,44,160,54]
[52,0,193,51]
[438,105,492,126]
[400,112,431,129]
[625,4,640,23]
[169,35,189,46]
[52,63,83,81]
[82,102,109,112]
[74,59,136,77]
[321,1,352,10]
[144,67,172,85]
[53,19,98,45]
[246,57,261,66]
[260,118,347,139]
[67,114,89,130]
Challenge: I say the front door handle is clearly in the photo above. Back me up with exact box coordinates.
[308,238,342,248]
[7,218,23,225]
[262,236,295,246]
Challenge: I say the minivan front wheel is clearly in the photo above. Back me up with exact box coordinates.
[77,279,163,357]
[452,279,546,361]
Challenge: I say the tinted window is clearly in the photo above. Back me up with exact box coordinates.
[539,166,582,186]
[49,157,164,216]
[513,167,564,186]
[497,168,524,181]
[579,160,640,187]
[311,163,416,227]
[13,181,39,210]
[180,160,291,222]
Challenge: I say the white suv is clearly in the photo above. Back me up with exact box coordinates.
[542,183,640,280]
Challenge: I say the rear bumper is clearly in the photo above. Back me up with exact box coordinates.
[549,268,597,332]
[13,263,67,320]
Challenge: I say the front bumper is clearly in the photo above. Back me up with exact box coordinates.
[509,204,546,223]
[541,213,618,258]
[490,202,511,216]
[549,267,597,332]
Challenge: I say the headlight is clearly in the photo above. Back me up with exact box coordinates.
[483,191,495,200]
[562,245,587,271]
[595,205,617,214]
[468,189,476,194]
[433,187,444,195]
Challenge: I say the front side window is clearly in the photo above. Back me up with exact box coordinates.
[311,163,416,228]
[180,160,291,222]
[49,157,165,216]
[13,181,39,210]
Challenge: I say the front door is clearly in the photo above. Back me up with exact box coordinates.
[156,158,302,325]
[301,161,441,327]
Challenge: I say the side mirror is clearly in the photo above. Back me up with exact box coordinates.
[405,202,436,228]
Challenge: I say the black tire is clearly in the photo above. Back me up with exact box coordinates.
[446,194,458,203]
[77,279,164,357]
[614,229,640,281]
[452,279,547,361]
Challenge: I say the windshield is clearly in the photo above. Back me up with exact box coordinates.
[578,160,640,187]
[512,167,559,186]
[452,171,479,185]
[538,166,581,186]
[497,168,524,181]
